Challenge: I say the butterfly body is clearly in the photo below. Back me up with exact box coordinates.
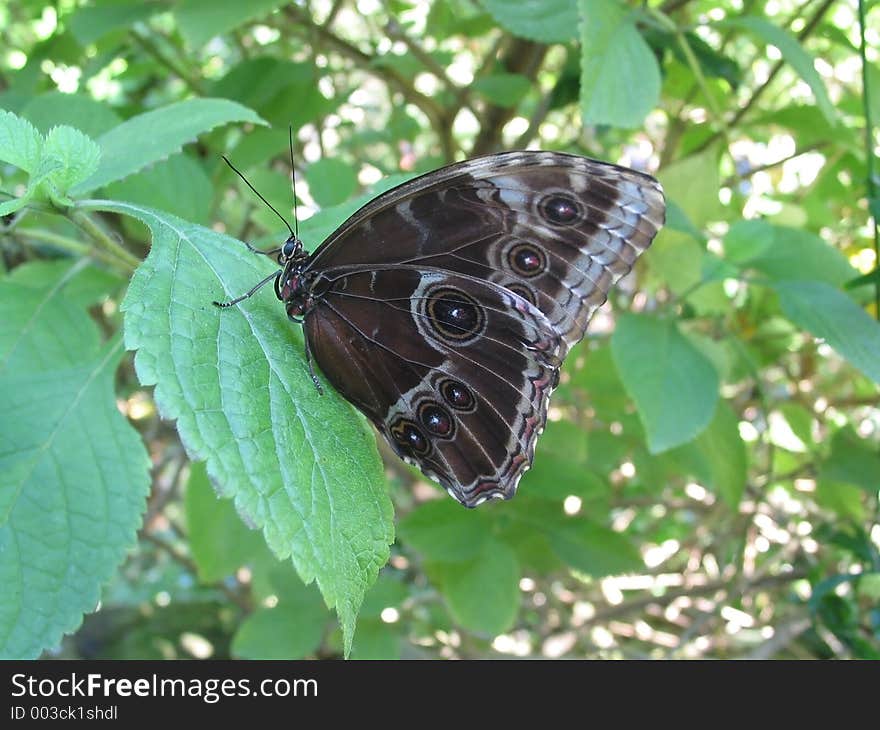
[224,150,665,507]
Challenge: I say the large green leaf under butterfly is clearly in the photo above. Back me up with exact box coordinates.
[92,200,393,656]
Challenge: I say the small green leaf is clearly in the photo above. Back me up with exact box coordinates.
[658,145,722,228]
[815,481,868,522]
[774,280,880,385]
[103,200,393,657]
[611,314,719,453]
[0,109,43,174]
[480,0,578,43]
[819,428,880,494]
[175,0,289,47]
[730,225,856,286]
[305,158,358,208]
[472,74,531,108]
[671,401,746,508]
[724,219,775,263]
[546,518,642,576]
[397,499,491,563]
[185,461,266,583]
[69,1,167,45]
[43,125,101,196]
[349,620,401,659]
[72,99,267,195]
[579,0,661,128]
[21,92,122,138]
[723,17,837,125]
[232,576,326,659]
[435,538,520,635]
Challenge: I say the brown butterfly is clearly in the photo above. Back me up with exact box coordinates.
[216,150,665,507]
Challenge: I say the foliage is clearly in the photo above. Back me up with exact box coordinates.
[0,0,878,660]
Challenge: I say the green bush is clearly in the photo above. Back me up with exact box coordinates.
[1,0,878,659]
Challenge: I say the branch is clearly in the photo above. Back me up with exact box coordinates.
[283,4,457,160]
[693,0,837,156]
[471,37,549,155]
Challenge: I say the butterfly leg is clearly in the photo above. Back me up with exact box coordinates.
[212,269,281,308]
[301,322,324,395]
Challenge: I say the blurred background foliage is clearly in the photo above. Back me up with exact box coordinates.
[1,0,879,659]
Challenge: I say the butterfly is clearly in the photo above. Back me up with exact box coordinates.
[215,150,665,507]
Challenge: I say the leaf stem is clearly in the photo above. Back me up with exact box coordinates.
[70,207,141,272]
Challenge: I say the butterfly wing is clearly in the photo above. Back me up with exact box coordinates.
[304,266,562,506]
[305,150,665,356]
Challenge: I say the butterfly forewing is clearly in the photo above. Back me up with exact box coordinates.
[305,151,665,356]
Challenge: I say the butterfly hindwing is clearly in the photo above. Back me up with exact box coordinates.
[305,267,562,506]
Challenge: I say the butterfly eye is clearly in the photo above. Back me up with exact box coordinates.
[424,287,485,343]
[418,402,455,438]
[438,378,476,412]
[281,238,299,259]
[508,243,547,278]
[390,419,431,456]
[538,194,582,225]
[506,282,537,306]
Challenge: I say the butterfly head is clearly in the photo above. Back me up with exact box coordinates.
[276,236,315,321]
[277,234,306,266]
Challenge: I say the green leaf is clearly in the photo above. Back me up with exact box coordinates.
[646,234,704,296]
[43,125,101,198]
[724,219,775,263]
[579,0,661,128]
[435,538,520,635]
[520,421,607,502]
[305,158,358,208]
[546,518,642,576]
[658,145,722,228]
[349,620,401,659]
[185,461,266,583]
[0,264,150,658]
[815,481,867,522]
[69,0,167,45]
[723,17,837,126]
[106,153,213,225]
[0,109,43,174]
[358,574,409,619]
[232,575,326,659]
[71,99,267,195]
[103,201,393,656]
[728,224,856,286]
[611,314,719,453]
[774,280,880,385]
[298,174,415,246]
[6,260,122,311]
[670,401,747,507]
[21,92,122,138]
[471,74,531,108]
[819,428,880,494]
[0,154,63,216]
[175,0,289,48]
[479,0,578,43]
[397,499,491,563]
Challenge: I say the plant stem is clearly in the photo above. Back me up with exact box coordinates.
[70,208,141,272]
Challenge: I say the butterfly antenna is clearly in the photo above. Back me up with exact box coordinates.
[221,155,296,239]
[288,125,299,238]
